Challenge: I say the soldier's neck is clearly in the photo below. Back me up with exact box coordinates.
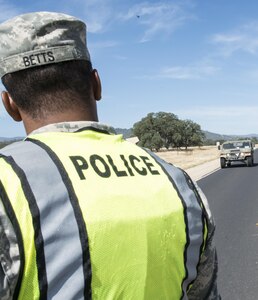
[21,109,99,135]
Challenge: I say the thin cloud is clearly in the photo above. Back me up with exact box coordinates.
[175,106,258,118]
[211,21,258,56]
[0,0,20,22]
[120,1,196,42]
[88,40,119,61]
[159,64,218,79]
[61,0,115,33]
[89,40,119,49]
[60,1,196,41]
[174,105,258,134]
[139,62,219,80]
[113,55,128,60]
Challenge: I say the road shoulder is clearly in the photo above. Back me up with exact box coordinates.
[186,159,220,182]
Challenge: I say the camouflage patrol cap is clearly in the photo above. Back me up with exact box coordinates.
[0,11,91,78]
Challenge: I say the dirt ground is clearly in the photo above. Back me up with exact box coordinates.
[156,146,220,170]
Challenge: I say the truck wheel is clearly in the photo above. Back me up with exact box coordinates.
[247,157,253,167]
[220,158,226,168]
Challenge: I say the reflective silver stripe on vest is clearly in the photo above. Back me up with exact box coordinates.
[1,141,86,300]
[146,150,204,300]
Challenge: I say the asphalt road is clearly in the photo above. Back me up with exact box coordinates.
[198,150,258,300]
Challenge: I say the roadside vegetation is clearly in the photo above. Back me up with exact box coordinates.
[129,111,258,152]
[133,112,204,151]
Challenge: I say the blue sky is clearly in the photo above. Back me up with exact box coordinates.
[1,0,258,137]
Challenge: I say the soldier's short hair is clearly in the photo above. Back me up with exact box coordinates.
[2,60,93,118]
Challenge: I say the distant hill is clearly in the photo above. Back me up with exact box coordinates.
[114,128,258,141]
[203,131,234,141]
[238,133,258,138]
[0,136,23,142]
[115,128,133,139]
[203,130,258,141]
[2,130,258,143]
[0,137,23,149]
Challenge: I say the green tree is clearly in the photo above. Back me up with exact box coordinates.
[133,112,179,151]
[154,112,179,149]
[133,112,204,151]
[151,132,163,151]
[133,113,158,150]
[179,119,204,149]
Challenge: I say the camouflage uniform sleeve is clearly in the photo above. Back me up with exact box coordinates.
[0,197,20,299]
[187,184,221,300]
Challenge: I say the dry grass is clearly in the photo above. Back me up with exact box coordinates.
[156,146,220,170]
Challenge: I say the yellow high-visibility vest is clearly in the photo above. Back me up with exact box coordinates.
[0,127,207,299]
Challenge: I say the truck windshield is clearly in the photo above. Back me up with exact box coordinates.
[222,142,250,150]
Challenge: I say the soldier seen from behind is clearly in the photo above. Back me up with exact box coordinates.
[0,11,220,299]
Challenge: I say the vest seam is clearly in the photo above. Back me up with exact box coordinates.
[141,150,190,299]
[143,149,205,300]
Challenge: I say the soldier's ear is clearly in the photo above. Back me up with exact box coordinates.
[1,91,22,122]
[91,69,102,101]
